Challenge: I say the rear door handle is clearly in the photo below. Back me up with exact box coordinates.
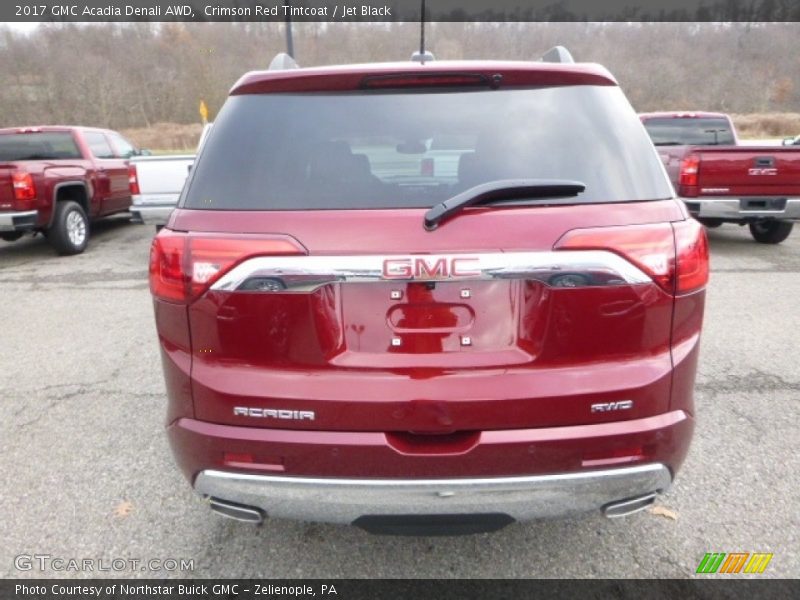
[755,156,775,167]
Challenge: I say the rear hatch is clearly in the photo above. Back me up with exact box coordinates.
[693,146,800,197]
[155,71,690,434]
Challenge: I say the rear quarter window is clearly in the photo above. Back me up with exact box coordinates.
[84,131,116,159]
[183,85,673,211]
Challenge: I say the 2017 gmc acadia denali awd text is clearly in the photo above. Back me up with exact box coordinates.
[149,51,709,535]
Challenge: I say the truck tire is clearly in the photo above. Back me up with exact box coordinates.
[48,200,90,255]
[748,220,793,244]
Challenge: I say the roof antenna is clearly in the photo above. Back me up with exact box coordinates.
[411,0,434,63]
[284,0,294,58]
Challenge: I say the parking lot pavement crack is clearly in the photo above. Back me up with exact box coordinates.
[14,385,93,429]
[11,384,162,429]
[695,369,800,396]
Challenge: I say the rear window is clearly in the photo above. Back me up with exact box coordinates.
[642,117,735,146]
[0,132,81,161]
[183,86,672,211]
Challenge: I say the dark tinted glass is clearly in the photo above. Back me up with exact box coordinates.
[184,86,672,210]
[108,132,136,158]
[0,132,81,161]
[84,132,115,159]
[643,117,735,146]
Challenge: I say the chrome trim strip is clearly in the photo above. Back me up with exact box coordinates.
[194,463,672,523]
[681,197,800,220]
[210,250,652,293]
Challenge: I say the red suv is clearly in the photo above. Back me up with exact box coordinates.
[149,50,708,535]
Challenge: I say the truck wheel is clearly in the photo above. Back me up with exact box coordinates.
[748,221,793,244]
[48,201,89,255]
[698,218,722,228]
[1,232,24,242]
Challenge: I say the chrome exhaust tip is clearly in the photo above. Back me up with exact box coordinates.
[602,492,657,518]
[208,497,265,524]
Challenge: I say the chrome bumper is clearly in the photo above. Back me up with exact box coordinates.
[194,463,672,524]
[0,210,37,232]
[130,194,177,225]
[682,197,800,220]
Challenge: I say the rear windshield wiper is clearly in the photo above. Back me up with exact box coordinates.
[423,179,585,231]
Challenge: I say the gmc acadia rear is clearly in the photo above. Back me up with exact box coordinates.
[150,50,709,535]
[640,112,800,243]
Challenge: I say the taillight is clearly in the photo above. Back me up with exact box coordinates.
[678,154,700,197]
[554,223,675,292]
[128,164,140,195]
[12,171,36,206]
[673,218,709,294]
[361,73,491,89]
[553,220,709,296]
[149,230,305,303]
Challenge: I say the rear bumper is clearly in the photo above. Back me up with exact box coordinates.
[169,410,692,524]
[682,197,800,221]
[195,463,672,524]
[0,210,37,232]
[130,195,177,225]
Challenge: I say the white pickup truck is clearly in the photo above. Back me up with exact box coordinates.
[130,124,211,226]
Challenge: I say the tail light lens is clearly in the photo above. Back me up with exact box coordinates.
[554,223,675,292]
[128,164,140,195]
[678,154,700,197]
[554,220,709,295]
[149,230,305,303]
[361,73,490,89]
[12,171,36,208]
[673,218,709,294]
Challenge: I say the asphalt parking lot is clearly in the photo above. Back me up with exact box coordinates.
[1,217,798,579]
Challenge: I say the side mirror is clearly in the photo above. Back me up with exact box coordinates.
[782,138,793,146]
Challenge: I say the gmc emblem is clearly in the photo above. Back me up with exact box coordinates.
[748,167,778,176]
[382,257,480,280]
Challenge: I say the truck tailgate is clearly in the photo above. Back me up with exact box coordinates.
[694,146,800,196]
[132,155,194,195]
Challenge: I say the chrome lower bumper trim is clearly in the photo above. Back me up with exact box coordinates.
[194,463,672,524]
[682,197,800,220]
[0,210,37,232]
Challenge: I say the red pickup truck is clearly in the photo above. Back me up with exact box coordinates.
[640,112,800,243]
[0,126,139,254]
[151,51,707,534]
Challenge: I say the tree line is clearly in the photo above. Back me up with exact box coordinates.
[0,22,798,130]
